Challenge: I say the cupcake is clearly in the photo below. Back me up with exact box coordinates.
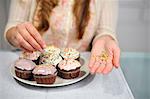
[32,65,57,84]
[60,48,80,60]
[20,51,41,65]
[57,59,81,79]
[44,45,60,55]
[14,59,36,80]
[39,53,62,66]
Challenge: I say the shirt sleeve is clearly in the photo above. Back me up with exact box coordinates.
[4,0,32,48]
[92,0,118,45]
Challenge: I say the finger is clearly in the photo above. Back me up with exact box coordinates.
[20,45,31,52]
[113,47,120,68]
[96,61,106,74]
[24,22,46,48]
[106,47,113,64]
[16,33,35,52]
[106,47,113,57]
[17,24,44,52]
[12,35,20,47]
[101,48,113,74]
[102,59,113,74]
[90,61,100,74]
[88,46,104,68]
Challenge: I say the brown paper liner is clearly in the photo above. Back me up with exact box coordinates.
[57,67,80,79]
[15,67,33,80]
[33,74,56,84]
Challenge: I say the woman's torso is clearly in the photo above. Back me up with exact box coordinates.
[43,0,79,48]
[29,0,99,50]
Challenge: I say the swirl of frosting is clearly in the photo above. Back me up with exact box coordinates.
[32,65,57,75]
[14,59,36,70]
[60,48,79,59]
[44,45,60,55]
[40,53,62,66]
[58,59,81,71]
[20,51,41,60]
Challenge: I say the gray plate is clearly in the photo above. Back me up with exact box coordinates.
[10,56,90,87]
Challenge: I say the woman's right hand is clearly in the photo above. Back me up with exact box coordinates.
[6,22,46,52]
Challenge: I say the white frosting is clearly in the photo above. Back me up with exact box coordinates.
[14,59,36,70]
[32,65,57,75]
[58,59,81,71]
[60,48,79,59]
[44,46,60,55]
[40,54,62,66]
[20,51,41,60]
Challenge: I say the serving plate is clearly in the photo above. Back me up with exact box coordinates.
[10,55,90,87]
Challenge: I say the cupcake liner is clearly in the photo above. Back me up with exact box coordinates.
[57,67,80,79]
[15,68,33,80]
[33,74,56,84]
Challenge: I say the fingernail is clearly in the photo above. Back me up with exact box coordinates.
[116,63,120,68]
[102,71,108,75]
[39,49,44,53]
[91,70,96,75]
[90,71,94,75]
[88,64,93,68]
[89,69,94,74]
[43,44,46,48]
[89,65,92,68]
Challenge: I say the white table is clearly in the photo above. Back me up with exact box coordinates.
[0,51,134,99]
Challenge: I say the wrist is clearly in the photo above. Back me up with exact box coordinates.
[98,35,113,41]
[94,35,113,45]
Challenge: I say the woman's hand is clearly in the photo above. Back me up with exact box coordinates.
[88,36,120,74]
[6,22,46,52]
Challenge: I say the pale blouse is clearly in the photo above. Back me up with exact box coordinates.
[4,0,118,51]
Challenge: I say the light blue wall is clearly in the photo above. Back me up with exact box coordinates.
[0,0,7,49]
[117,0,149,52]
[0,0,10,50]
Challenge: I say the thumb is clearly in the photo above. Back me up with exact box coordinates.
[113,47,120,68]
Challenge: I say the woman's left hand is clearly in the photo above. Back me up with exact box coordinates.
[88,36,120,74]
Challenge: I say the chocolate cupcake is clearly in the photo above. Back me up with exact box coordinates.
[57,59,81,79]
[20,51,41,65]
[32,65,57,84]
[60,48,80,60]
[14,59,36,80]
